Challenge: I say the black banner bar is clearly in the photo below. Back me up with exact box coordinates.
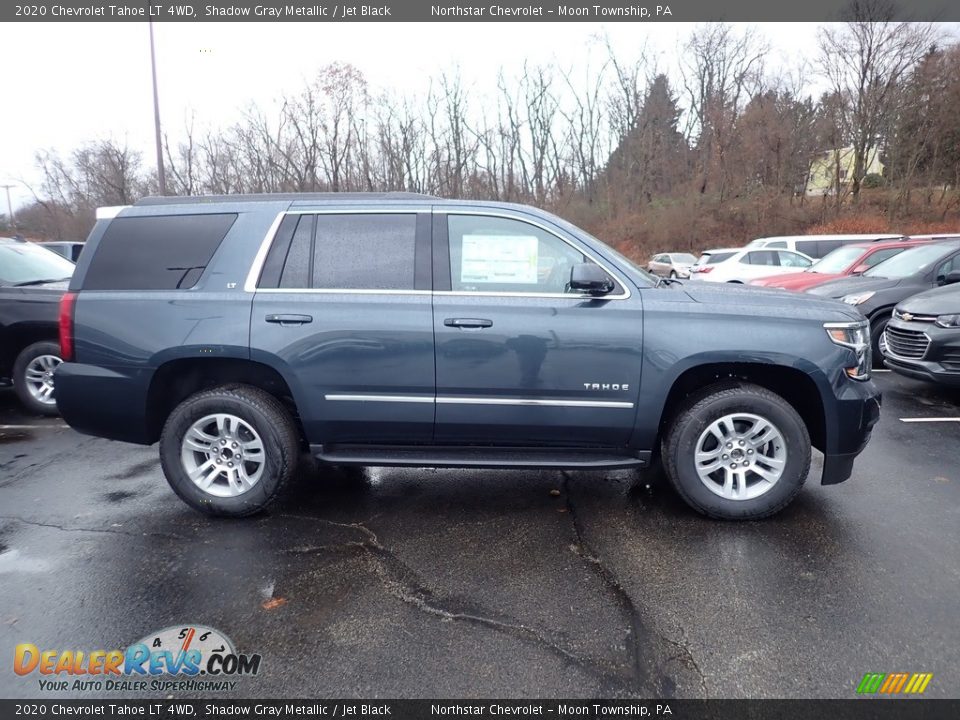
[4,0,960,23]
[1,700,959,720]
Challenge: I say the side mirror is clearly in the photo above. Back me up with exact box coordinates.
[851,264,870,276]
[569,263,614,295]
[943,270,960,285]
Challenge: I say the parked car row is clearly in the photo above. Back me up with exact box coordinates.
[649,232,960,385]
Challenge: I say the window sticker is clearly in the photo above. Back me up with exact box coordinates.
[461,235,539,284]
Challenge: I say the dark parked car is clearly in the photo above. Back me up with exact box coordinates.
[41,241,85,262]
[882,283,960,387]
[807,240,960,361]
[0,237,75,414]
[56,194,880,520]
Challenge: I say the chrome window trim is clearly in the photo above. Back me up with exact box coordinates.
[324,393,633,409]
[246,207,634,300]
[437,209,631,300]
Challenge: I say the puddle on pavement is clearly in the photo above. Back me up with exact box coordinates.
[0,548,52,574]
[103,490,137,504]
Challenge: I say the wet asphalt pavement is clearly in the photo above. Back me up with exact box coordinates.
[0,371,958,700]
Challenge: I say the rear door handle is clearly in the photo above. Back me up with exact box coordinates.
[266,314,313,326]
[444,318,493,329]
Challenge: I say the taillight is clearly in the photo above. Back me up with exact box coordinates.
[59,292,77,361]
[699,266,714,274]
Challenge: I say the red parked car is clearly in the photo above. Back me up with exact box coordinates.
[750,239,931,292]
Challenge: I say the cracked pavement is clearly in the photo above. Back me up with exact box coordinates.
[1,371,959,698]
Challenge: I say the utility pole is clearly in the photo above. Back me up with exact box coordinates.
[149,20,167,195]
[1,184,15,231]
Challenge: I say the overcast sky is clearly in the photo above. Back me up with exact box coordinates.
[0,21,878,211]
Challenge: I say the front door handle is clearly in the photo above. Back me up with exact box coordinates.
[444,318,493,329]
[266,313,313,326]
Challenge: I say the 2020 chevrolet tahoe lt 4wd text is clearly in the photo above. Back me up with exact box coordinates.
[54,193,881,520]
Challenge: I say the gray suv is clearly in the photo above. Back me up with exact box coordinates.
[55,193,881,520]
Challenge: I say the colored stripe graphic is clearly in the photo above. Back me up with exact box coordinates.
[857,672,933,694]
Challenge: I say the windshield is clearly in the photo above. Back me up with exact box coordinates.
[0,242,75,285]
[671,253,697,264]
[863,243,954,279]
[810,246,865,274]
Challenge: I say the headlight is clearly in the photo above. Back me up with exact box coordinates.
[936,314,960,328]
[824,321,871,380]
[841,291,875,306]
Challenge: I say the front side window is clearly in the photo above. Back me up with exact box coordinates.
[779,251,812,268]
[447,215,592,295]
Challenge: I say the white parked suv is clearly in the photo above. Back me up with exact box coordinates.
[746,234,902,260]
[689,248,814,283]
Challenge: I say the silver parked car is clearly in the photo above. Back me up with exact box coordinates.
[647,252,697,279]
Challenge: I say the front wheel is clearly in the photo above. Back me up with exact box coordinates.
[870,314,891,368]
[159,384,300,517]
[661,382,811,520]
[13,341,62,416]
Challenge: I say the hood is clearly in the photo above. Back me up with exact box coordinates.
[752,271,841,290]
[898,282,960,315]
[680,282,863,323]
[805,275,901,299]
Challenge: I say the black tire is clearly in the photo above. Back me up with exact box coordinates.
[13,341,62,416]
[870,313,891,368]
[670,270,678,279]
[159,384,300,517]
[661,382,811,520]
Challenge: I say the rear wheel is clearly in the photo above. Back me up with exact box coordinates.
[159,384,300,517]
[13,341,62,416]
[661,382,811,520]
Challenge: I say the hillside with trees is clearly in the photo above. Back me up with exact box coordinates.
[8,11,960,260]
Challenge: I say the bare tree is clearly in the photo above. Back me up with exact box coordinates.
[817,0,936,199]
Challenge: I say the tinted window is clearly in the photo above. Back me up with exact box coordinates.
[794,239,820,257]
[447,215,590,294]
[84,214,236,290]
[698,252,735,265]
[746,251,780,266]
[279,215,313,289]
[312,214,416,290]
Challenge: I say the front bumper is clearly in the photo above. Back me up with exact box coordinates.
[882,319,960,387]
[821,376,882,485]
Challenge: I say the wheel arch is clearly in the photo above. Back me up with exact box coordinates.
[654,361,827,453]
[145,357,307,445]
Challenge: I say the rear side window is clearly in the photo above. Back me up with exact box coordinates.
[699,252,735,265]
[83,214,236,290]
[746,251,780,266]
[260,213,418,291]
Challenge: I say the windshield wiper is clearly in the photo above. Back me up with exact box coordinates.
[12,277,70,287]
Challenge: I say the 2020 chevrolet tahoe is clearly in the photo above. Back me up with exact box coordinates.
[55,194,881,520]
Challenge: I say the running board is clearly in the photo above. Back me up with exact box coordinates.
[312,444,650,470]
